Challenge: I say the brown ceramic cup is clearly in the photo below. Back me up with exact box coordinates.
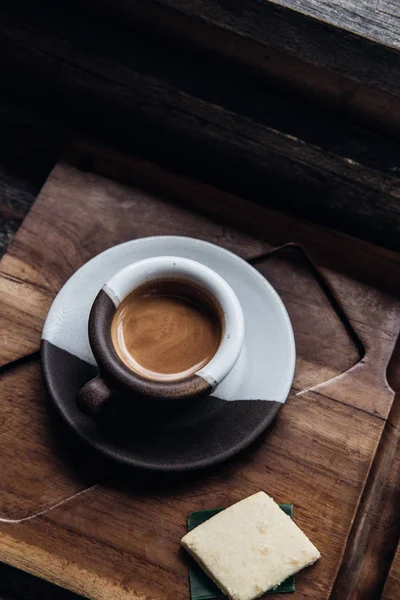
[76,256,245,417]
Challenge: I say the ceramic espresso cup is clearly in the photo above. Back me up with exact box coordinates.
[76,256,245,416]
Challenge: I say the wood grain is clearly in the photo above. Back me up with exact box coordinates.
[331,336,400,599]
[0,361,386,600]
[89,0,400,140]
[0,361,100,521]
[0,274,53,365]
[253,247,361,391]
[154,0,400,95]
[64,144,400,296]
[269,0,400,49]
[0,151,399,598]
[2,1,400,252]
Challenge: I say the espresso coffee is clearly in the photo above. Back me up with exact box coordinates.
[111,280,222,381]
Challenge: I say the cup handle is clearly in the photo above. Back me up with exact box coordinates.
[76,376,113,416]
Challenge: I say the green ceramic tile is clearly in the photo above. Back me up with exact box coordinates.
[187,504,295,600]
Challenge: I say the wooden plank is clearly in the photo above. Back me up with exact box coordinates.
[67,144,400,297]
[154,0,400,95]
[2,2,400,252]
[90,0,400,140]
[268,1,400,49]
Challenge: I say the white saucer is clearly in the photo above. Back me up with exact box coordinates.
[41,237,295,471]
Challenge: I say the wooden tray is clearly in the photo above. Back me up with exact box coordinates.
[0,142,399,600]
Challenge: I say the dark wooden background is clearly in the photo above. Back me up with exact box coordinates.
[1,0,400,252]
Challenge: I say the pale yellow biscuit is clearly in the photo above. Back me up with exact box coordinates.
[181,491,320,600]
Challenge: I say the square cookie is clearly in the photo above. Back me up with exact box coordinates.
[181,491,320,600]
[187,506,295,600]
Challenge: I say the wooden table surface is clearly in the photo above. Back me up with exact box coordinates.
[1,118,400,599]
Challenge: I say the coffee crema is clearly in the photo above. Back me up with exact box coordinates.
[111,280,222,381]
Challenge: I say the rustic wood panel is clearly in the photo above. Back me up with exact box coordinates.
[154,0,400,95]
[0,152,399,598]
[89,0,400,141]
[0,361,100,521]
[87,0,400,124]
[68,144,400,292]
[264,0,400,49]
[2,1,400,251]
